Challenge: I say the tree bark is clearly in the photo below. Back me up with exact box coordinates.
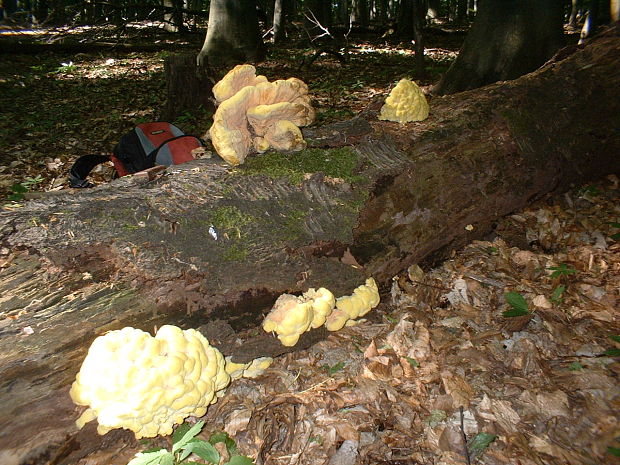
[197,0,265,69]
[434,0,564,95]
[161,53,215,121]
[272,0,288,43]
[1,27,619,465]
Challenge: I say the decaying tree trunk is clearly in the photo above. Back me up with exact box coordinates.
[161,53,215,122]
[0,27,619,465]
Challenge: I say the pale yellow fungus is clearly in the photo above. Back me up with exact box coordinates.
[379,79,429,123]
[303,287,336,328]
[70,325,230,439]
[212,64,268,104]
[208,65,315,165]
[242,357,274,378]
[225,356,273,380]
[262,294,314,346]
[326,278,380,331]
[325,307,351,332]
[265,279,380,341]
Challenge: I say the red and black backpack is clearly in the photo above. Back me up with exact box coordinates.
[69,122,204,188]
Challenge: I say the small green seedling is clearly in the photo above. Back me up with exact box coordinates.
[405,357,419,368]
[468,432,497,460]
[550,285,566,304]
[323,361,346,375]
[7,176,45,201]
[126,421,254,465]
[603,348,620,357]
[503,292,529,317]
[579,185,601,197]
[548,263,577,279]
[609,222,620,241]
[608,447,620,457]
[603,335,620,357]
[56,61,77,74]
[568,361,583,371]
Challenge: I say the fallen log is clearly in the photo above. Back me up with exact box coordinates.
[0,26,618,465]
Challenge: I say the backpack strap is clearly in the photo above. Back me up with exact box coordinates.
[68,154,112,188]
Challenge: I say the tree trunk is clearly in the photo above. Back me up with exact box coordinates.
[568,0,582,28]
[161,53,215,121]
[412,0,425,76]
[1,27,619,465]
[350,0,369,28]
[427,0,441,22]
[434,0,564,95]
[273,0,287,43]
[197,0,265,69]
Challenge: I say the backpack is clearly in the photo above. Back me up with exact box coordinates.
[69,122,204,188]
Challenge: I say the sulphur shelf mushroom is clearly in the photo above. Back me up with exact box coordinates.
[208,64,315,165]
[263,278,380,345]
[379,78,429,123]
[70,325,272,439]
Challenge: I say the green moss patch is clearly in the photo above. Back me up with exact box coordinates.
[209,206,253,235]
[238,147,365,184]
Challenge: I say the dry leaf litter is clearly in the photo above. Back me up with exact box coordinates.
[124,175,619,465]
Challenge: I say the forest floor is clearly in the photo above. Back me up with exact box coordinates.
[1,22,618,465]
[0,21,461,200]
[93,176,617,465]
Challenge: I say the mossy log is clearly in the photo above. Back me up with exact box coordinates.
[0,27,619,465]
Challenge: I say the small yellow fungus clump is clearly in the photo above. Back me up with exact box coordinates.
[264,279,380,344]
[325,278,380,331]
[225,356,273,380]
[303,287,336,328]
[70,325,230,439]
[262,294,315,346]
[379,79,429,123]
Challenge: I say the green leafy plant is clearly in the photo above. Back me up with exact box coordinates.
[7,176,45,201]
[603,348,620,357]
[323,361,346,375]
[609,222,620,241]
[579,185,601,197]
[503,292,529,317]
[548,263,577,279]
[127,421,254,465]
[56,61,78,74]
[568,361,583,371]
[468,432,497,459]
[608,446,620,457]
[550,285,566,305]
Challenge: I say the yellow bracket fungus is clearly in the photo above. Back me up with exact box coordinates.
[208,65,315,166]
[262,294,315,346]
[70,325,230,439]
[303,287,336,328]
[326,278,380,331]
[379,79,429,123]
[225,356,273,380]
[264,279,380,344]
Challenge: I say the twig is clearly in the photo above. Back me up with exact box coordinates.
[460,406,471,465]
[303,9,332,42]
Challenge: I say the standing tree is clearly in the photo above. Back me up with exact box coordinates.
[434,0,564,95]
[197,0,265,69]
[273,0,290,43]
[398,0,426,76]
